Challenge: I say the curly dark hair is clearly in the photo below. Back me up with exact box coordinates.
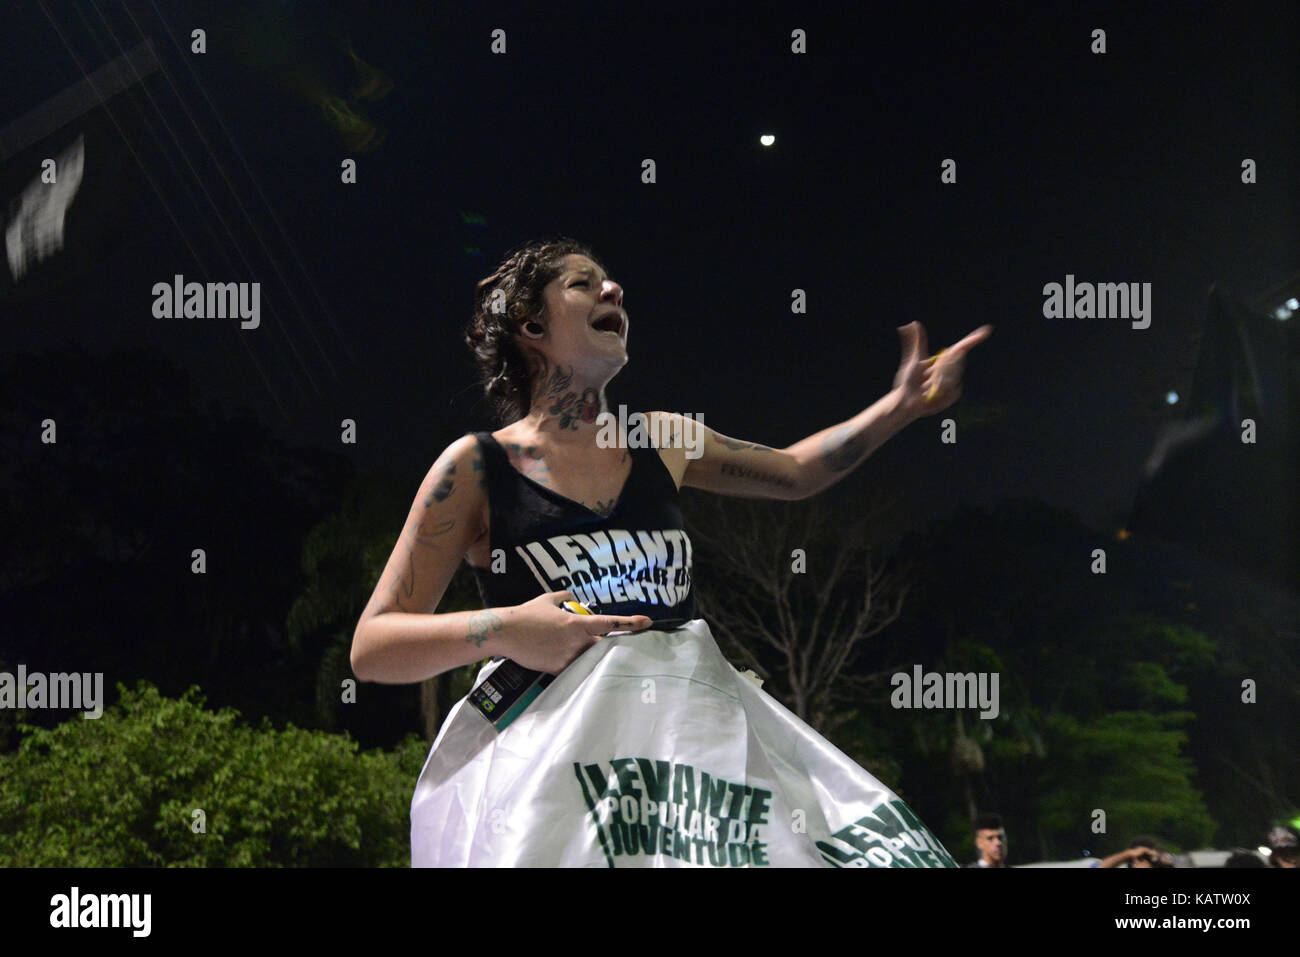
[463,237,609,426]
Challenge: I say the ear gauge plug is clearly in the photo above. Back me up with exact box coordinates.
[523,321,544,337]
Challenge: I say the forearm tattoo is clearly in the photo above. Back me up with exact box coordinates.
[821,425,872,472]
[719,463,797,490]
[466,610,504,647]
[718,435,775,453]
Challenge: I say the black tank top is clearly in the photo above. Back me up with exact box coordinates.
[468,431,697,623]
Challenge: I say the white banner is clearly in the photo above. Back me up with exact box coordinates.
[412,618,957,868]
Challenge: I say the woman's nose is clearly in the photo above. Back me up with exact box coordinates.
[600,280,623,304]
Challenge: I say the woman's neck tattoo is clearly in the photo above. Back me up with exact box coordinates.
[527,358,604,430]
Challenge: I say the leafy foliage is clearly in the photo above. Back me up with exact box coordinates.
[1035,710,1216,853]
[0,682,427,867]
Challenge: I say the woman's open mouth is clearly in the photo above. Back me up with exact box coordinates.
[590,314,626,337]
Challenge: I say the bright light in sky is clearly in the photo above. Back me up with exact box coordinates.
[760,134,775,146]
[1166,391,1179,404]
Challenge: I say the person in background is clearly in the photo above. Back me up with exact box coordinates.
[966,813,1009,868]
[1266,825,1299,868]
[1095,836,1174,868]
[1223,850,1266,867]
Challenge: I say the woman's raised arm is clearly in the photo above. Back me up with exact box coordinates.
[668,321,992,501]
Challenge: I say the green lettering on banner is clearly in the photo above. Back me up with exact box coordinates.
[839,821,892,864]
[572,762,617,868]
[693,837,710,865]
[624,820,640,854]
[661,800,678,829]
[816,841,859,867]
[877,799,953,864]
[641,824,661,855]
[581,762,615,801]
[610,757,641,796]
[686,810,703,838]
[673,827,691,862]
[747,788,772,825]
[635,758,671,802]
[814,800,957,868]
[573,757,778,867]
[703,813,720,843]
[703,773,729,818]
[726,781,747,818]
[889,799,950,859]
[838,803,925,866]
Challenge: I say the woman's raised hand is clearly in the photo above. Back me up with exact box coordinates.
[893,321,993,419]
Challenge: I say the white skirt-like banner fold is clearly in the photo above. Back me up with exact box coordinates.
[410,618,958,868]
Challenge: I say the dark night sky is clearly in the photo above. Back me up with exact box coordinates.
[2,0,1296,541]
